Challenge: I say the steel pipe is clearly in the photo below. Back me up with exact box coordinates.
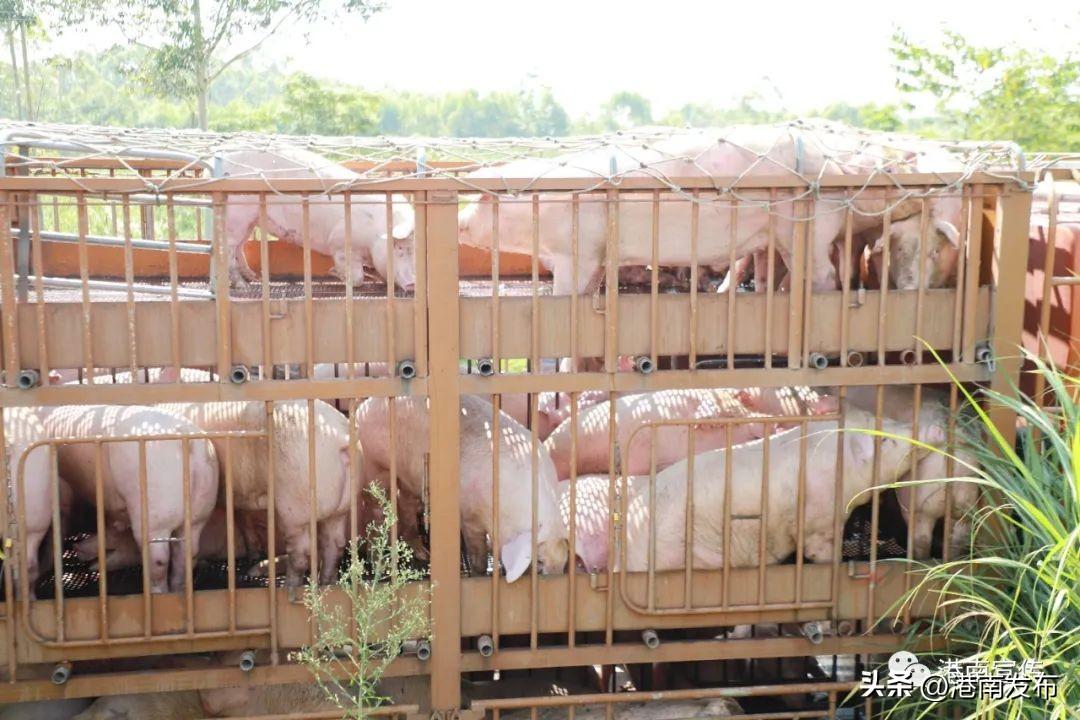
[229,365,250,385]
[50,662,71,685]
[633,356,655,375]
[16,369,39,389]
[397,360,417,380]
[18,275,213,299]
[801,621,824,644]
[476,635,494,657]
[845,350,865,368]
[22,229,211,255]
[238,650,256,672]
[475,358,496,377]
[808,352,829,370]
[641,629,660,649]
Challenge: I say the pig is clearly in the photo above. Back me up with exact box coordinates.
[158,399,354,586]
[0,699,92,720]
[74,507,285,576]
[501,699,741,720]
[355,395,569,581]
[868,210,961,289]
[544,387,836,481]
[200,682,345,716]
[71,691,203,720]
[846,386,978,558]
[219,147,416,290]
[3,407,58,596]
[459,122,923,295]
[564,405,931,573]
[47,367,214,385]
[38,405,219,593]
[498,390,608,442]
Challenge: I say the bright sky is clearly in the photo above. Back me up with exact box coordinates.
[267,0,1076,116]
[66,0,1076,116]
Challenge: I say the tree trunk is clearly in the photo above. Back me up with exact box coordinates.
[18,23,30,121]
[6,29,22,120]
[191,0,208,129]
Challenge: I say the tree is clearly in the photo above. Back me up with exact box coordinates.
[891,27,1080,150]
[53,0,386,130]
[293,484,431,720]
[0,0,36,119]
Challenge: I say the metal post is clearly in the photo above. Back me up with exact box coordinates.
[988,185,1033,447]
[426,190,461,713]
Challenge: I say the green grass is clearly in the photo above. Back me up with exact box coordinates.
[882,352,1078,719]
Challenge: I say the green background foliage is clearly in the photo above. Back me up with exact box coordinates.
[2,6,1077,149]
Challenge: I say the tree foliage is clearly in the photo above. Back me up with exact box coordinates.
[49,0,386,129]
[891,27,1079,149]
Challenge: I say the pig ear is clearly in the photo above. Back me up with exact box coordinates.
[47,370,63,385]
[501,532,533,583]
[933,219,960,247]
[810,394,840,415]
[391,211,415,241]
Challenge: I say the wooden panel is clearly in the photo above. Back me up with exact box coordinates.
[16,298,416,368]
[461,288,992,359]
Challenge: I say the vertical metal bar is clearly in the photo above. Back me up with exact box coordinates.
[726,198,737,368]
[1034,181,1059,405]
[866,387,884,628]
[166,199,180,375]
[265,403,279,663]
[801,207,815,368]
[604,191,619,372]
[389,399,398,555]
[787,200,806,368]
[943,385,959,564]
[721,423,733,610]
[951,189,970,359]
[303,196,315,380]
[647,424,657,611]
[121,197,139,378]
[182,438,194,636]
[138,441,151,639]
[876,215,892,365]
[962,186,984,362]
[689,192,699,368]
[27,195,48,384]
[0,192,17,385]
[840,203,853,363]
[225,437,237,634]
[989,189,1033,448]
[650,191,659,369]
[830,390,847,614]
[490,394,501,651]
[259,196,272,377]
[308,398,318,595]
[385,195,396,372]
[94,442,108,640]
[567,390,578,648]
[757,423,770,606]
[491,197,500,371]
[426,190,462,712]
[795,421,808,604]
[571,196,580,369]
[683,427,695,610]
[344,193,356,379]
[605,395,616,643]
[213,192,231,380]
[531,195,540,372]
[49,446,63,643]
[76,193,94,382]
[0,409,16,679]
[764,189,777,369]
[913,198,929,363]
[903,385,922,626]
[529,392,539,650]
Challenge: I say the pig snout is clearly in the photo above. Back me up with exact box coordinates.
[537,537,570,575]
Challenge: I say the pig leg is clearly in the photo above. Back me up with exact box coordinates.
[463,524,489,576]
[169,523,205,592]
[551,257,603,296]
[23,528,46,599]
[317,514,348,584]
[909,514,936,560]
[284,526,312,587]
[810,215,843,290]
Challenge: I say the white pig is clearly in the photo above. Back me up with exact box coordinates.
[200,681,345,716]
[355,395,569,581]
[459,123,923,295]
[38,405,219,593]
[219,147,416,290]
[846,386,978,558]
[71,691,203,720]
[158,400,354,585]
[564,406,931,573]
[3,407,58,596]
[545,387,836,481]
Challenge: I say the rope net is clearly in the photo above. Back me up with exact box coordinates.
[1,118,1033,210]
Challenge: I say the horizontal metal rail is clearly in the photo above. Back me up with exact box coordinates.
[17,274,213,299]
[16,229,211,254]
